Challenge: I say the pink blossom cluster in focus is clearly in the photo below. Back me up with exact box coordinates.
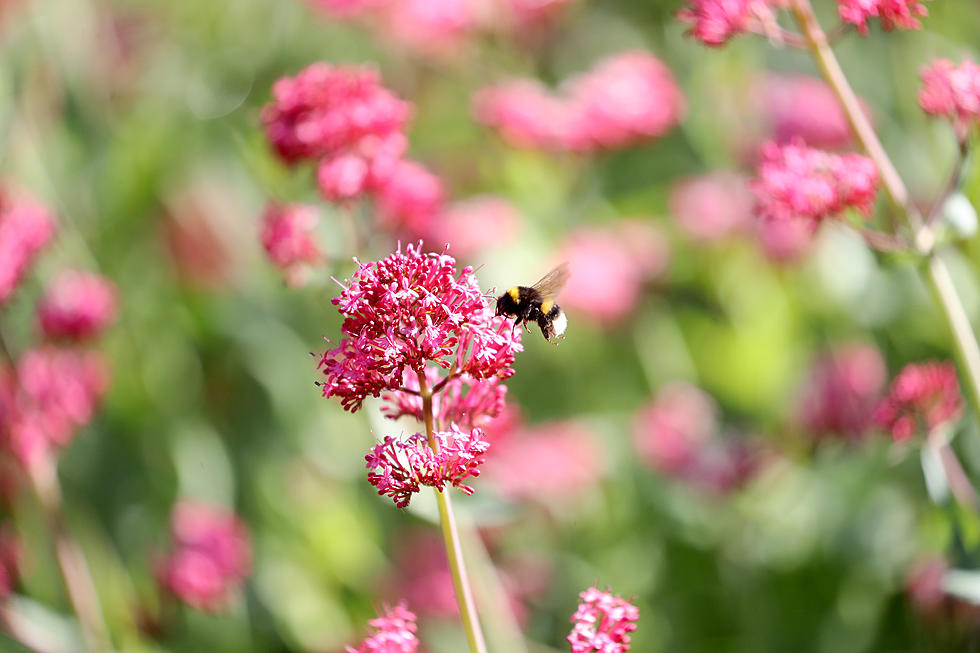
[0,347,109,466]
[259,203,322,287]
[365,426,489,507]
[837,0,929,34]
[797,343,887,441]
[677,0,786,47]
[158,501,252,612]
[474,50,684,152]
[36,270,118,341]
[316,244,522,412]
[918,59,980,139]
[752,140,880,223]
[633,382,762,494]
[558,221,669,325]
[382,368,507,431]
[346,603,419,653]
[567,586,639,653]
[0,190,55,306]
[873,361,963,441]
[759,75,862,150]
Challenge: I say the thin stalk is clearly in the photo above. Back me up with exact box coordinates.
[27,457,109,653]
[417,373,488,653]
[790,0,980,418]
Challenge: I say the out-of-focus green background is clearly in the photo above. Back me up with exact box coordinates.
[3,0,980,651]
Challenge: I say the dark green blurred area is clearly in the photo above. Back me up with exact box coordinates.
[3,0,980,651]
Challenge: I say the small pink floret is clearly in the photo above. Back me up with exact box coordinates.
[0,191,56,306]
[752,140,880,223]
[37,270,118,341]
[346,603,419,653]
[873,361,963,441]
[159,500,252,612]
[567,587,639,653]
[365,425,489,507]
[918,59,980,137]
[837,0,929,34]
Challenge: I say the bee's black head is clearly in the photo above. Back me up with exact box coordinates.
[496,287,520,317]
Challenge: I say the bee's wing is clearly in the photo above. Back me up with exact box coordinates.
[530,262,570,298]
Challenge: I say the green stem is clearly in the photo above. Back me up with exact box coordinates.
[790,0,980,417]
[418,373,488,653]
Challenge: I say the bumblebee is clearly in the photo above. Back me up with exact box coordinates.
[495,263,569,341]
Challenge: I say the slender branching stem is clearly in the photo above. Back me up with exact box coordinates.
[790,0,980,418]
[417,373,488,653]
[27,457,110,653]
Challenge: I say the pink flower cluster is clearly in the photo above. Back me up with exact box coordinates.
[797,343,886,440]
[752,140,880,223]
[474,51,684,152]
[0,191,55,306]
[837,0,929,34]
[919,59,980,138]
[382,368,507,431]
[346,603,419,653]
[759,75,862,150]
[36,270,118,341]
[259,203,322,286]
[158,501,252,612]
[567,587,639,653]
[677,0,785,47]
[365,425,489,507]
[558,221,669,325]
[633,383,762,494]
[0,347,109,466]
[873,361,963,441]
[317,244,522,412]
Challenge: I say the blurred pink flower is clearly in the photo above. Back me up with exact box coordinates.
[919,59,980,138]
[759,75,864,149]
[365,425,489,507]
[317,244,522,412]
[425,195,522,259]
[669,172,754,243]
[797,342,886,440]
[567,586,639,653]
[346,603,419,653]
[163,194,235,290]
[485,420,603,502]
[390,531,457,617]
[562,51,685,151]
[0,347,109,466]
[308,0,385,18]
[559,222,668,325]
[375,160,446,237]
[752,140,879,223]
[259,203,322,287]
[37,270,118,341]
[633,382,717,474]
[873,361,963,441]
[0,526,21,602]
[159,501,252,612]
[474,51,683,152]
[837,0,929,34]
[678,0,784,47]
[382,368,507,431]
[382,0,475,58]
[501,0,579,26]
[754,214,817,262]
[905,556,948,617]
[0,191,55,307]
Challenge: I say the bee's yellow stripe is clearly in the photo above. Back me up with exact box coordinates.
[508,286,520,301]
[540,298,554,314]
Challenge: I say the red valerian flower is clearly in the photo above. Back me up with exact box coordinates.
[0,190,55,306]
[317,243,522,412]
[259,203,322,287]
[382,368,507,431]
[365,425,489,507]
[797,343,886,440]
[375,159,446,238]
[346,603,419,653]
[873,361,963,441]
[752,140,879,223]
[567,587,639,653]
[837,0,929,34]
[919,59,980,138]
[0,347,109,466]
[677,0,784,47]
[37,270,118,341]
[158,501,252,612]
